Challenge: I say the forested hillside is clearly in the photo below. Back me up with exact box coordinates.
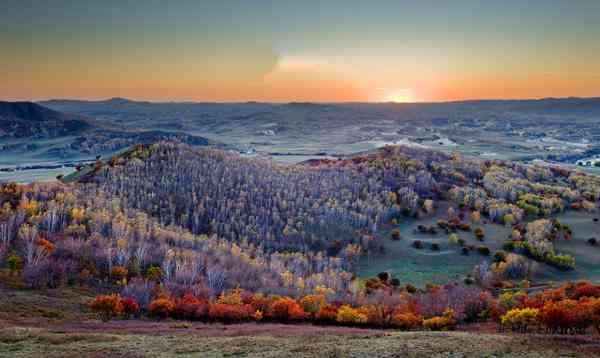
[1,141,600,338]
[90,142,598,269]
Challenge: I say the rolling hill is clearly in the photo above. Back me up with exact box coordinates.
[0,101,215,163]
[0,101,92,139]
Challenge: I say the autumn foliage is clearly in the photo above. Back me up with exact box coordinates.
[391,311,422,330]
[266,297,307,322]
[89,294,124,322]
[336,305,368,325]
[121,297,140,319]
[209,303,254,323]
[85,281,600,336]
[148,297,176,320]
[422,309,457,331]
[173,294,209,320]
[501,308,539,333]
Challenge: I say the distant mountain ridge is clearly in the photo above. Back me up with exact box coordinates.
[0,101,214,160]
[0,101,92,139]
[41,96,600,106]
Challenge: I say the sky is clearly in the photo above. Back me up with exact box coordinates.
[1,0,600,102]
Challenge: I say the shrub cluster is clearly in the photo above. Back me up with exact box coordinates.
[89,294,139,322]
[497,281,600,335]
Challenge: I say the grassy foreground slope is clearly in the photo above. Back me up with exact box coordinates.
[0,287,599,358]
[3,327,598,358]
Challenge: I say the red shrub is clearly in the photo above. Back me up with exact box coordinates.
[266,297,307,322]
[538,299,591,334]
[121,297,140,319]
[173,294,209,321]
[539,300,570,333]
[488,300,507,323]
[582,298,600,334]
[573,282,600,299]
[148,297,175,320]
[522,294,544,310]
[89,294,123,322]
[539,287,566,303]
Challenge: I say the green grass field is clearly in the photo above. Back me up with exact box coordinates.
[358,206,600,286]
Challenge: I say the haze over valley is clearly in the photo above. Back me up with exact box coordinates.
[3,97,600,183]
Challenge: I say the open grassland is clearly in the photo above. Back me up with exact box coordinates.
[358,209,600,286]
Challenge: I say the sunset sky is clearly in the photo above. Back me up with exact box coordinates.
[2,0,600,102]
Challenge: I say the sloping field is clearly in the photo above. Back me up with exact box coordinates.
[1,287,599,358]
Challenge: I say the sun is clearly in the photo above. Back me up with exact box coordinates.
[383,89,414,103]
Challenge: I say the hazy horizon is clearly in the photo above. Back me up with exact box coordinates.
[9,95,600,105]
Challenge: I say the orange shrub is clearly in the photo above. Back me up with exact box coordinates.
[148,297,175,320]
[314,304,338,324]
[266,297,307,322]
[121,297,140,319]
[391,311,422,330]
[37,238,55,253]
[208,303,254,323]
[252,310,263,321]
[358,305,391,327]
[89,294,123,322]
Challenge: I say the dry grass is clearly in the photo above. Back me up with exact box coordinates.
[1,326,598,358]
[0,285,95,322]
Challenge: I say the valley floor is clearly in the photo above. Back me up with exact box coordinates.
[1,288,599,358]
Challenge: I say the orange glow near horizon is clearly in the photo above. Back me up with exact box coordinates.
[2,2,600,103]
[382,89,415,103]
